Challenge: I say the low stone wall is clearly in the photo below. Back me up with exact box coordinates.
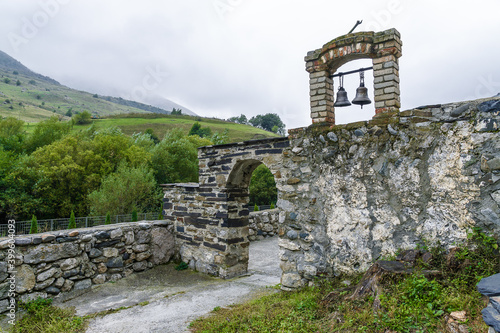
[0,220,174,312]
[248,209,279,241]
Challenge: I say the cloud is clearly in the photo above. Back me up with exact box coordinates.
[0,0,499,130]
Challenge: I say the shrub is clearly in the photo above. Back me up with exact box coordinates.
[105,212,111,225]
[68,211,76,229]
[29,215,38,234]
[132,208,138,222]
[72,110,92,125]
[254,204,259,212]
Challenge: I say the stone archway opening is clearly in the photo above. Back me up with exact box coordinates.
[226,159,281,278]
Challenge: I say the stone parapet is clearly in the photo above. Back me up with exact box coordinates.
[0,220,174,311]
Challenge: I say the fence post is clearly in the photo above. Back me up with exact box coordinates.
[85,217,88,228]
[116,215,118,224]
[50,219,54,231]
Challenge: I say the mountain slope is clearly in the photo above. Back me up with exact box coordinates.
[0,50,193,122]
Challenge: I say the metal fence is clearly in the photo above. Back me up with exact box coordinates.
[0,212,162,236]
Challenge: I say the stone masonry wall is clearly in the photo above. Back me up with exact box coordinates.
[279,97,500,289]
[0,221,174,312]
[248,209,279,241]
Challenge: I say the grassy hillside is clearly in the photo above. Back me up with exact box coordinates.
[0,69,162,122]
[72,114,280,143]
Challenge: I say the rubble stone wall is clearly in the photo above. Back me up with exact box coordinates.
[280,97,500,289]
[0,220,174,311]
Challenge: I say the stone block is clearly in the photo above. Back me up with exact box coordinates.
[73,279,91,291]
[92,274,106,284]
[103,248,119,258]
[35,278,55,291]
[482,304,500,332]
[477,274,500,296]
[150,227,175,265]
[16,264,36,294]
[24,243,81,264]
[37,267,58,282]
[60,258,79,271]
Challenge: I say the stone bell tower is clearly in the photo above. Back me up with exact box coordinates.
[304,28,402,124]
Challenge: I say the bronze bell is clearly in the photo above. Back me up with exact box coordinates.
[351,71,371,108]
[334,87,351,107]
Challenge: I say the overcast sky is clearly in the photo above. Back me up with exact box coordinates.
[1,0,499,130]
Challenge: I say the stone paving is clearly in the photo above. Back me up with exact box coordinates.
[62,237,280,333]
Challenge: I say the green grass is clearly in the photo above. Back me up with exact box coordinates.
[6,228,498,333]
[190,228,499,333]
[1,70,280,143]
[0,69,155,122]
[70,115,279,143]
[9,298,86,333]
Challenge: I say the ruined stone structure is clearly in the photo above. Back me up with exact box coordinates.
[162,138,288,278]
[0,221,174,311]
[162,28,499,290]
[1,29,498,310]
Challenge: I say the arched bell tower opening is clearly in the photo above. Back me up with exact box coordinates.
[305,28,402,124]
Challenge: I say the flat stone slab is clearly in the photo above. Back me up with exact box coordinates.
[477,274,500,297]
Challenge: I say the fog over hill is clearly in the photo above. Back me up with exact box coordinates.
[0,50,196,117]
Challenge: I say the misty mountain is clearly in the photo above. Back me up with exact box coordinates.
[0,50,195,120]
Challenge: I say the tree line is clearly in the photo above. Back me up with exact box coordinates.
[0,117,227,222]
[227,113,286,136]
[0,116,277,223]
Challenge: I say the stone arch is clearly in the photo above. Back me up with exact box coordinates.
[305,28,402,124]
[162,137,288,279]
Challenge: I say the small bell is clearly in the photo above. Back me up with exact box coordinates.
[334,87,351,107]
[351,71,371,108]
[334,75,351,107]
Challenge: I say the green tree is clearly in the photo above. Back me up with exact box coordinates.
[249,164,277,206]
[24,116,71,153]
[145,128,160,144]
[68,211,76,229]
[72,110,92,125]
[30,215,38,234]
[16,80,21,86]
[170,108,182,115]
[189,122,212,138]
[0,117,25,153]
[227,114,247,124]
[150,129,211,184]
[249,113,285,135]
[87,163,162,216]
[131,208,138,222]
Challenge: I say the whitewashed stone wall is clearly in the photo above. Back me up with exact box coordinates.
[279,97,500,289]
